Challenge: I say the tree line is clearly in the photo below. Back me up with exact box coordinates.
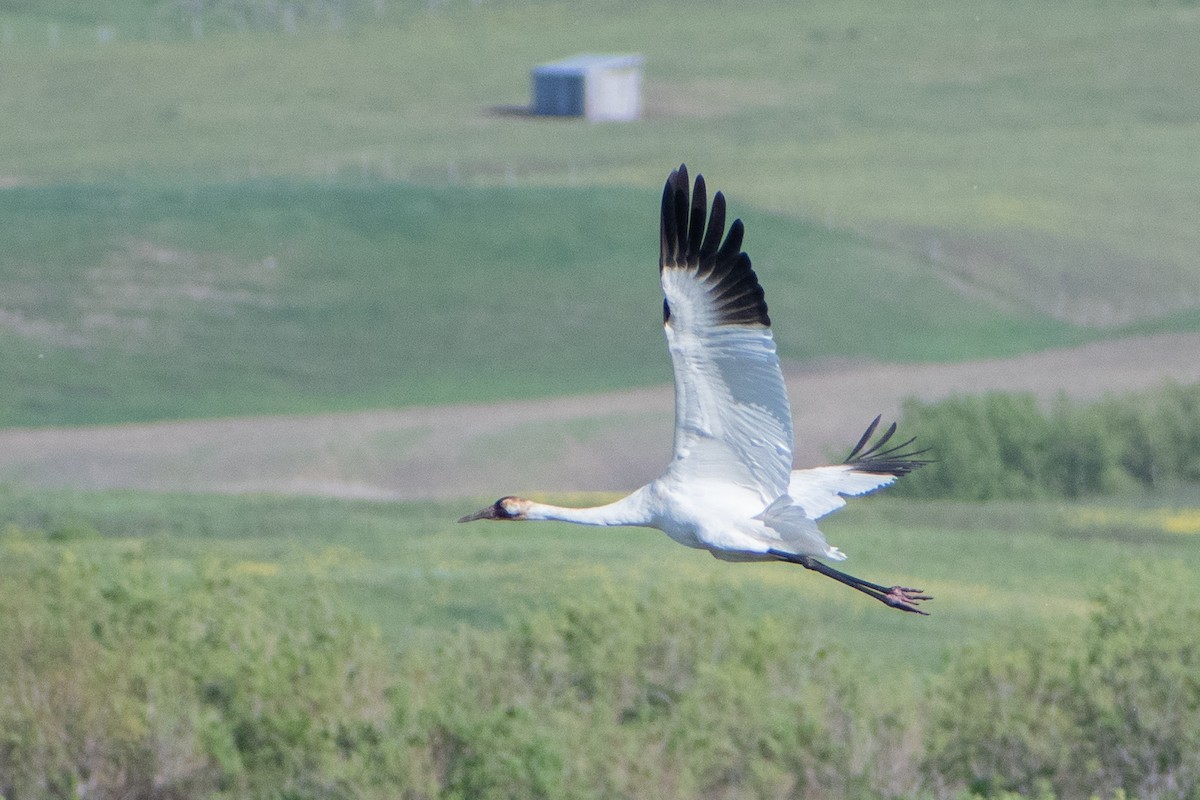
[894,382,1200,500]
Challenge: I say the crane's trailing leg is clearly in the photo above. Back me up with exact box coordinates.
[767,549,931,615]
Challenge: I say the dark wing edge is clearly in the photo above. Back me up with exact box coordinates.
[842,415,933,477]
[659,164,770,328]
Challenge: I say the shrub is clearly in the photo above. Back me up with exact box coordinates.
[9,528,1197,800]
[1041,400,1125,498]
[1076,567,1200,799]
[923,630,1078,797]
[403,583,911,800]
[0,534,403,800]
[924,564,1200,800]
[895,392,1050,500]
[897,383,1200,500]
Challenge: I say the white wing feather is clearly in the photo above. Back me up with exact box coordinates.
[788,416,932,519]
[664,309,792,500]
[787,466,901,520]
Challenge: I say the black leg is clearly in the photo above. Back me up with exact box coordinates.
[767,549,931,615]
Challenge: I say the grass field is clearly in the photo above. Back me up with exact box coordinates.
[0,181,1088,426]
[6,484,1200,680]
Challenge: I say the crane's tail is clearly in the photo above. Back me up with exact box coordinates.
[755,496,847,561]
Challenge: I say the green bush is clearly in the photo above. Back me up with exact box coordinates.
[0,534,403,800]
[7,525,1198,800]
[895,393,1050,500]
[897,383,1200,500]
[401,584,912,800]
[924,564,1200,799]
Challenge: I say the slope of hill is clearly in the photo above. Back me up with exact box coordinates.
[3,0,1198,331]
[0,181,1082,427]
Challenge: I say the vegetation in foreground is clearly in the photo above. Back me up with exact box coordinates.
[2,535,1198,800]
[2,489,1200,799]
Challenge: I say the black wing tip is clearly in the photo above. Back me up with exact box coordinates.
[659,164,770,328]
[842,415,933,477]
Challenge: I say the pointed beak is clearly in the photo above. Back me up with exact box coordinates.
[458,505,499,523]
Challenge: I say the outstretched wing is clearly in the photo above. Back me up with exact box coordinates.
[659,165,793,501]
[788,416,931,520]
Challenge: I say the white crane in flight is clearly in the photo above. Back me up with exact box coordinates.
[460,165,932,614]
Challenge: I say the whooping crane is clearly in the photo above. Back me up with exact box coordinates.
[460,165,933,614]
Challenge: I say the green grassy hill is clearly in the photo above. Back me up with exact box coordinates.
[2,1,1198,366]
[0,181,1085,426]
[2,0,1197,426]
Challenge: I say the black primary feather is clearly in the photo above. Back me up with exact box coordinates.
[659,164,769,328]
[843,415,933,477]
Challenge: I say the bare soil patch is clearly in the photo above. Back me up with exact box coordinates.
[1,333,1197,501]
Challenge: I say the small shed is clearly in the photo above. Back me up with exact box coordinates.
[531,54,643,122]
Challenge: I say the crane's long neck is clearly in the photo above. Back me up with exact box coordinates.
[522,488,653,528]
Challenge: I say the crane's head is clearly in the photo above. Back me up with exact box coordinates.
[458,496,530,522]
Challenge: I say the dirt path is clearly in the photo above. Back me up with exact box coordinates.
[1,333,1197,501]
